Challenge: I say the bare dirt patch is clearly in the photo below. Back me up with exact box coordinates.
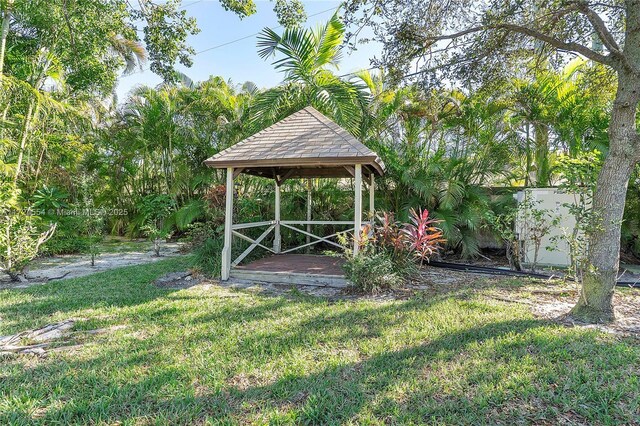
[501,282,640,337]
[153,271,203,289]
[419,268,640,338]
[0,242,184,289]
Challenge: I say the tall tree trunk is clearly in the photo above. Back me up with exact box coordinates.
[570,72,640,323]
[0,0,13,78]
[525,122,532,186]
[33,144,46,190]
[534,123,550,187]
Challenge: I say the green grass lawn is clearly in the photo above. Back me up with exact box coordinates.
[1,258,639,425]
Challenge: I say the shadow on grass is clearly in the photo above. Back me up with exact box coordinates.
[216,320,550,424]
[0,256,193,334]
[416,270,548,295]
[2,302,638,424]
[1,261,639,424]
[165,318,638,424]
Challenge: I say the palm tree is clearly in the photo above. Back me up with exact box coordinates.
[359,79,515,258]
[252,12,369,134]
[510,60,595,187]
[90,77,258,234]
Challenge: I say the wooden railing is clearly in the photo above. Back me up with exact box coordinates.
[230,220,371,267]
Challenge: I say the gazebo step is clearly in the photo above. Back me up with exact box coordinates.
[229,269,349,288]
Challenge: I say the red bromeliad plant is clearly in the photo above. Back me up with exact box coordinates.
[402,208,446,266]
[344,208,445,292]
[349,208,445,267]
[375,212,406,255]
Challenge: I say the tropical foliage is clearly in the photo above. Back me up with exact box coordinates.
[253,13,369,135]
[1,6,638,289]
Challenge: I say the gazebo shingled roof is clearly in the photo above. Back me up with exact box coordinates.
[204,106,384,179]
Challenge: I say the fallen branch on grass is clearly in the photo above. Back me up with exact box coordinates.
[488,295,534,305]
[0,319,77,355]
[23,271,71,282]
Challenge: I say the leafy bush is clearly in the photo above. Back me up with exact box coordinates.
[343,208,444,293]
[40,197,106,259]
[484,208,521,270]
[550,151,601,279]
[43,234,91,256]
[181,217,225,277]
[183,222,215,249]
[41,216,92,255]
[343,251,404,293]
[193,233,225,277]
[1,205,56,281]
[136,194,175,256]
[31,186,69,213]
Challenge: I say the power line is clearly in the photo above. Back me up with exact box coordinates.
[338,66,376,79]
[196,33,259,54]
[180,0,203,9]
[125,5,340,77]
[195,6,337,55]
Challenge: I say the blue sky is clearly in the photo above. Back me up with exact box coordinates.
[116,0,380,101]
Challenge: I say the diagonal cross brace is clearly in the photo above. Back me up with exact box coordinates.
[279,223,351,253]
[232,225,275,266]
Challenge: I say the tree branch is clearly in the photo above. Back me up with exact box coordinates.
[572,1,621,53]
[498,23,613,66]
[422,21,613,67]
[429,26,487,43]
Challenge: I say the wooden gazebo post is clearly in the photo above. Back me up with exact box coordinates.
[353,164,362,255]
[306,179,312,248]
[222,167,234,281]
[274,181,281,253]
[369,173,375,217]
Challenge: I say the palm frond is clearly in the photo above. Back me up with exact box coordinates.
[313,12,344,69]
[109,35,147,75]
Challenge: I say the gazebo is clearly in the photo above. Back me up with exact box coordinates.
[204,106,384,285]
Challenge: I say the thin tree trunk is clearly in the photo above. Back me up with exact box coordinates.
[0,0,13,78]
[525,122,532,186]
[1,103,9,148]
[33,144,46,190]
[534,123,550,187]
[0,0,14,171]
[14,100,35,185]
[570,71,640,323]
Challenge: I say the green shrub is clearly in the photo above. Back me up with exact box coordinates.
[183,219,224,277]
[42,216,92,255]
[136,194,175,256]
[193,234,224,277]
[1,203,56,281]
[342,209,443,293]
[43,234,91,255]
[31,185,69,213]
[182,222,216,249]
[343,251,405,293]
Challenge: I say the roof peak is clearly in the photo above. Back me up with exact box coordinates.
[204,106,384,178]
